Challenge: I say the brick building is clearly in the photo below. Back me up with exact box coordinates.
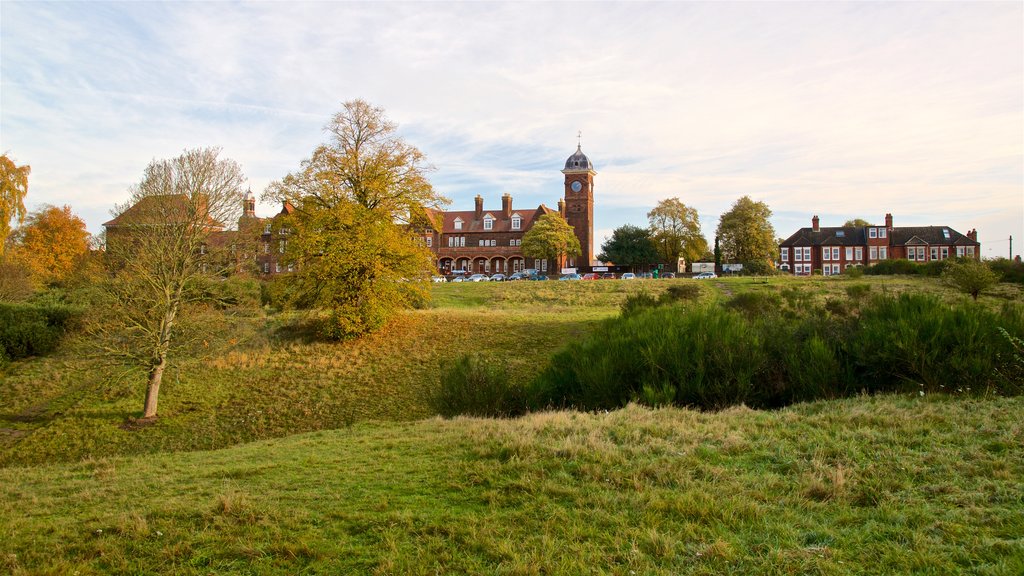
[779,213,980,275]
[423,145,596,275]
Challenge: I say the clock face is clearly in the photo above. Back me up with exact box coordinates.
[571,180,583,193]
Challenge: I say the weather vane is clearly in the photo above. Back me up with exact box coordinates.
[577,130,582,147]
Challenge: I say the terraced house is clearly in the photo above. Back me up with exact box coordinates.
[422,145,596,275]
[779,213,980,275]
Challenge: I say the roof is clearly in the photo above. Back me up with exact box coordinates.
[427,204,555,234]
[563,145,594,172]
[889,226,978,246]
[780,227,866,247]
[103,194,224,230]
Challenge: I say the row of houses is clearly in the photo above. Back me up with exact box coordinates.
[778,213,980,275]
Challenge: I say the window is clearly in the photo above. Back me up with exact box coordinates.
[454,218,463,230]
[941,247,949,259]
[803,247,811,261]
[448,236,454,247]
[878,247,887,260]
[511,216,521,230]
[279,240,286,254]
[855,247,863,261]
[908,248,916,261]
[425,236,432,247]
[832,247,840,260]
[275,263,281,273]
[459,236,465,247]
[264,223,272,234]
[917,247,925,261]
[479,239,485,247]
[836,230,845,238]
[263,262,270,274]
[287,263,294,272]
[781,247,789,261]
[845,247,853,260]
[869,228,877,239]
[930,247,938,261]
[878,228,887,238]
[263,242,269,254]
[832,264,840,275]
[795,248,803,262]
[942,229,951,240]
[966,246,975,257]
[490,239,496,247]
[870,246,878,260]
[956,246,965,257]
[483,216,494,230]
[823,248,830,262]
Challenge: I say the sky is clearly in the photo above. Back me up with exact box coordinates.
[2,1,1022,260]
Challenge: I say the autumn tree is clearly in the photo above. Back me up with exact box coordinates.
[263,99,448,339]
[647,197,708,269]
[843,218,873,227]
[715,196,777,265]
[103,147,245,419]
[942,258,998,301]
[8,205,91,286]
[1,153,31,252]
[521,213,581,269]
[598,224,658,273]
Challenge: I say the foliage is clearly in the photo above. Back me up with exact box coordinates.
[0,255,35,301]
[863,258,923,276]
[7,204,91,287]
[0,153,30,252]
[263,100,447,340]
[521,212,581,265]
[101,147,246,418]
[986,257,1024,284]
[431,354,525,418]
[715,196,777,265]
[647,197,708,267]
[0,301,79,364]
[942,258,998,300]
[597,224,657,271]
[529,293,1024,412]
[842,218,872,227]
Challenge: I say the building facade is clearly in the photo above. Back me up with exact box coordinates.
[779,213,980,275]
[423,145,596,275]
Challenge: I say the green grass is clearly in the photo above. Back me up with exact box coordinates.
[1,394,1021,574]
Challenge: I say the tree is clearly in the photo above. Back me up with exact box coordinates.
[715,196,777,264]
[521,213,581,268]
[598,224,658,272]
[943,258,998,301]
[1,153,31,253]
[263,100,448,339]
[103,147,245,419]
[647,197,708,269]
[8,204,91,286]
[843,218,873,227]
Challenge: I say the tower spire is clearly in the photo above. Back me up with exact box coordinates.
[577,130,582,149]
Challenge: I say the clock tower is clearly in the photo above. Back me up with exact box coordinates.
[561,144,595,268]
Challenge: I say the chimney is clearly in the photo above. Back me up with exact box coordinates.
[968,228,977,241]
[502,193,512,219]
[558,198,566,217]
[812,215,820,232]
[474,195,483,220]
[885,213,893,229]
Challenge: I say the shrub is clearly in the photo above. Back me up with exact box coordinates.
[660,283,701,304]
[621,290,659,317]
[845,283,872,301]
[864,259,920,276]
[942,258,999,301]
[431,354,525,418]
[0,301,79,364]
[725,291,783,319]
[842,266,864,278]
[988,258,1024,284]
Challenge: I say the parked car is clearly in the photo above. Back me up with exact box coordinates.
[467,274,489,282]
[601,272,617,280]
[640,272,654,279]
[507,272,528,281]
[582,273,600,280]
[490,274,506,282]
[559,273,583,281]
[661,272,675,279]
[450,276,465,282]
[693,272,717,279]
[530,274,549,281]
[620,272,637,280]
[431,275,447,283]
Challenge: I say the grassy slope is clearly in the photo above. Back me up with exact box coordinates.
[1,394,1021,575]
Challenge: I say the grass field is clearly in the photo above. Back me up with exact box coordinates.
[1,394,1021,574]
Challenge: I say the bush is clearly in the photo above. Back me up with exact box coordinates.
[0,301,80,364]
[621,290,659,317]
[864,259,921,276]
[660,283,701,304]
[725,291,782,319]
[842,266,864,278]
[431,354,525,418]
[988,258,1024,284]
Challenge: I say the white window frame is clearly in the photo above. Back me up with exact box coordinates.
[870,246,878,260]
[823,248,830,262]
[459,236,465,247]
[869,228,878,239]
[795,248,803,262]
[454,219,463,230]
[425,236,432,248]
[832,264,840,275]
[941,247,949,259]
[832,247,840,260]
[878,228,887,238]
[930,247,938,261]
[855,247,863,261]
[917,247,925,261]
[956,246,965,257]
[781,247,789,262]
[966,246,975,257]
[511,216,521,230]
[845,247,853,261]
[263,262,270,274]
[879,247,887,260]
[803,247,811,261]
[483,216,494,230]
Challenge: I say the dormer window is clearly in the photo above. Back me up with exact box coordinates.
[511,214,522,230]
[483,214,494,230]
[454,218,463,230]
[942,229,950,240]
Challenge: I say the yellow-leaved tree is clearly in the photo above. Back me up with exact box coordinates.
[1,153,31,253]
[9,204,91,287]
[263,99,448,339]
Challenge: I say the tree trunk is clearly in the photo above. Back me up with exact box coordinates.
[142,355,165,418]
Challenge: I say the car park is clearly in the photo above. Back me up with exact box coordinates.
[559,273,582,281]
[601,272,617,280]
[693,272,717,279]
[620,272,637,280]
[467,274,489,282]
[582,273,599,280]
[507,272,528,281]
[490,274,506,282]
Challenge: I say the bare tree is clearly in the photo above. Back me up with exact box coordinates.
[103,147,245,419]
